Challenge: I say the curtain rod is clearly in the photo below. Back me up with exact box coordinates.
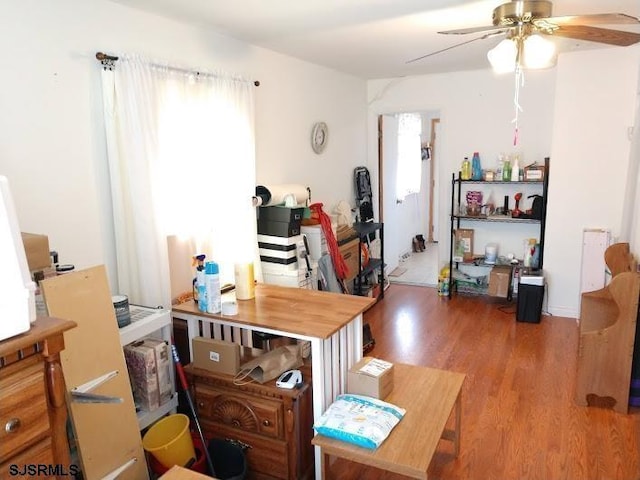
[95,52,260,86]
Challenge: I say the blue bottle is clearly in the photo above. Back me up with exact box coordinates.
[471,152,483,180]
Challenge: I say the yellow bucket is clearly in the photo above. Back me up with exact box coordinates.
[142,414,195,468]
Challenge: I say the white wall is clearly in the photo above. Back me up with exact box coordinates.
[367,47,640,318]
[1,0,367,291]
[546,47,640,317]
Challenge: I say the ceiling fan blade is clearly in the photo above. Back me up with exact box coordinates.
[438,24,508,35]
[550,25,640,46]
[406,31,506,64]
[540,13,639,27]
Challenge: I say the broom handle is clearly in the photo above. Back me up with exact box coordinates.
[171,341,216,477]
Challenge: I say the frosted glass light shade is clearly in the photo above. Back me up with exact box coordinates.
[523,34,557,69]
[487,39,517,74]
[488,35,557,73]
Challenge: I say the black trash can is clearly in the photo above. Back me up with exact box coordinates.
[207,438,247,480]
[516,272,545,323]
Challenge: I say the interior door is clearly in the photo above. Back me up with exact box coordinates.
[379,114,402,275]
[378,112,441,287]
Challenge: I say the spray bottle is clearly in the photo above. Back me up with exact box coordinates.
[192,254,206,306]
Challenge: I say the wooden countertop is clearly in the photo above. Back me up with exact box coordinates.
[172,284,376,339]
[0,316,77,357]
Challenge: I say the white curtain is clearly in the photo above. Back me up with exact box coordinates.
[396,113,422,201]
[100,55,256,308]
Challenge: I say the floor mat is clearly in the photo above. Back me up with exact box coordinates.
[389,267,407,277]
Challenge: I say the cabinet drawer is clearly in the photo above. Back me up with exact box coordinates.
[203,420,290,480]
[0,362,50,462]
[0,438,54,478]
[195,386,283,439]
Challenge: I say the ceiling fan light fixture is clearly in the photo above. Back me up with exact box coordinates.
[487,38,517,74]
[523,34,557,69]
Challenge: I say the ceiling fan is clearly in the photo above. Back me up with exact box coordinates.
[408,0,640,65]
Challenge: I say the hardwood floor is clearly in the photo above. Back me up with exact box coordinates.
[330,284,640,480]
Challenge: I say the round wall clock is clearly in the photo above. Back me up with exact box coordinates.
[311,122,328,154]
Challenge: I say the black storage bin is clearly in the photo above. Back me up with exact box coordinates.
[516,283,545,323]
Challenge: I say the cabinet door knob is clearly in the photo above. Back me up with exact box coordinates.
[262,419,271,427]
[5,418,21,433]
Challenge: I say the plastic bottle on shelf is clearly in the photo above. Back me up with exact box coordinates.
[511,154,520,182]
[471,152,483,180]
[205,261,221,314]
[461,157,471,180]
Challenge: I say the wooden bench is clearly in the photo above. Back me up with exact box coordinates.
[575,243,640,413]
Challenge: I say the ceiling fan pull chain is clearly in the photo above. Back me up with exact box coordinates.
[512,66,524,146]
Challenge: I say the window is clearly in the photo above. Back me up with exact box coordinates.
[396,113,422,201]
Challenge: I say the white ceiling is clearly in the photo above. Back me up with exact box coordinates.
[110,0,640,79]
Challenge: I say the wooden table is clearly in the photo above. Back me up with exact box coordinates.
[312,363,465,479]
[172,284,375,478]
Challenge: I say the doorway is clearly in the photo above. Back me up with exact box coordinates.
[378,112,441,287]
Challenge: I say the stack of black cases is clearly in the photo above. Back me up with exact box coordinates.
[257,206,315,289]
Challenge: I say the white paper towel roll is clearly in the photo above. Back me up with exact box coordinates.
[234,262,255,300]
[253,184,309,207]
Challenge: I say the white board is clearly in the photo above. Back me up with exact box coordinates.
[580,229,611,294]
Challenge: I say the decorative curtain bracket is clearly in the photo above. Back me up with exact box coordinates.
[96,52,118,71]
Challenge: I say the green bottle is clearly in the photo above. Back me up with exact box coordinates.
[502,159,512,181]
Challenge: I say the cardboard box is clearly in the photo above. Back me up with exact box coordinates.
[453,229,474,262]
[347,357,394,399]
[124,340,160,412]
[192,337,241,376]
[524,163,545,181]
[143,337,173,406]
[338,237,360,281]
[160,465,212,480]
[21,232,51,271]
[488,265,512,298]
